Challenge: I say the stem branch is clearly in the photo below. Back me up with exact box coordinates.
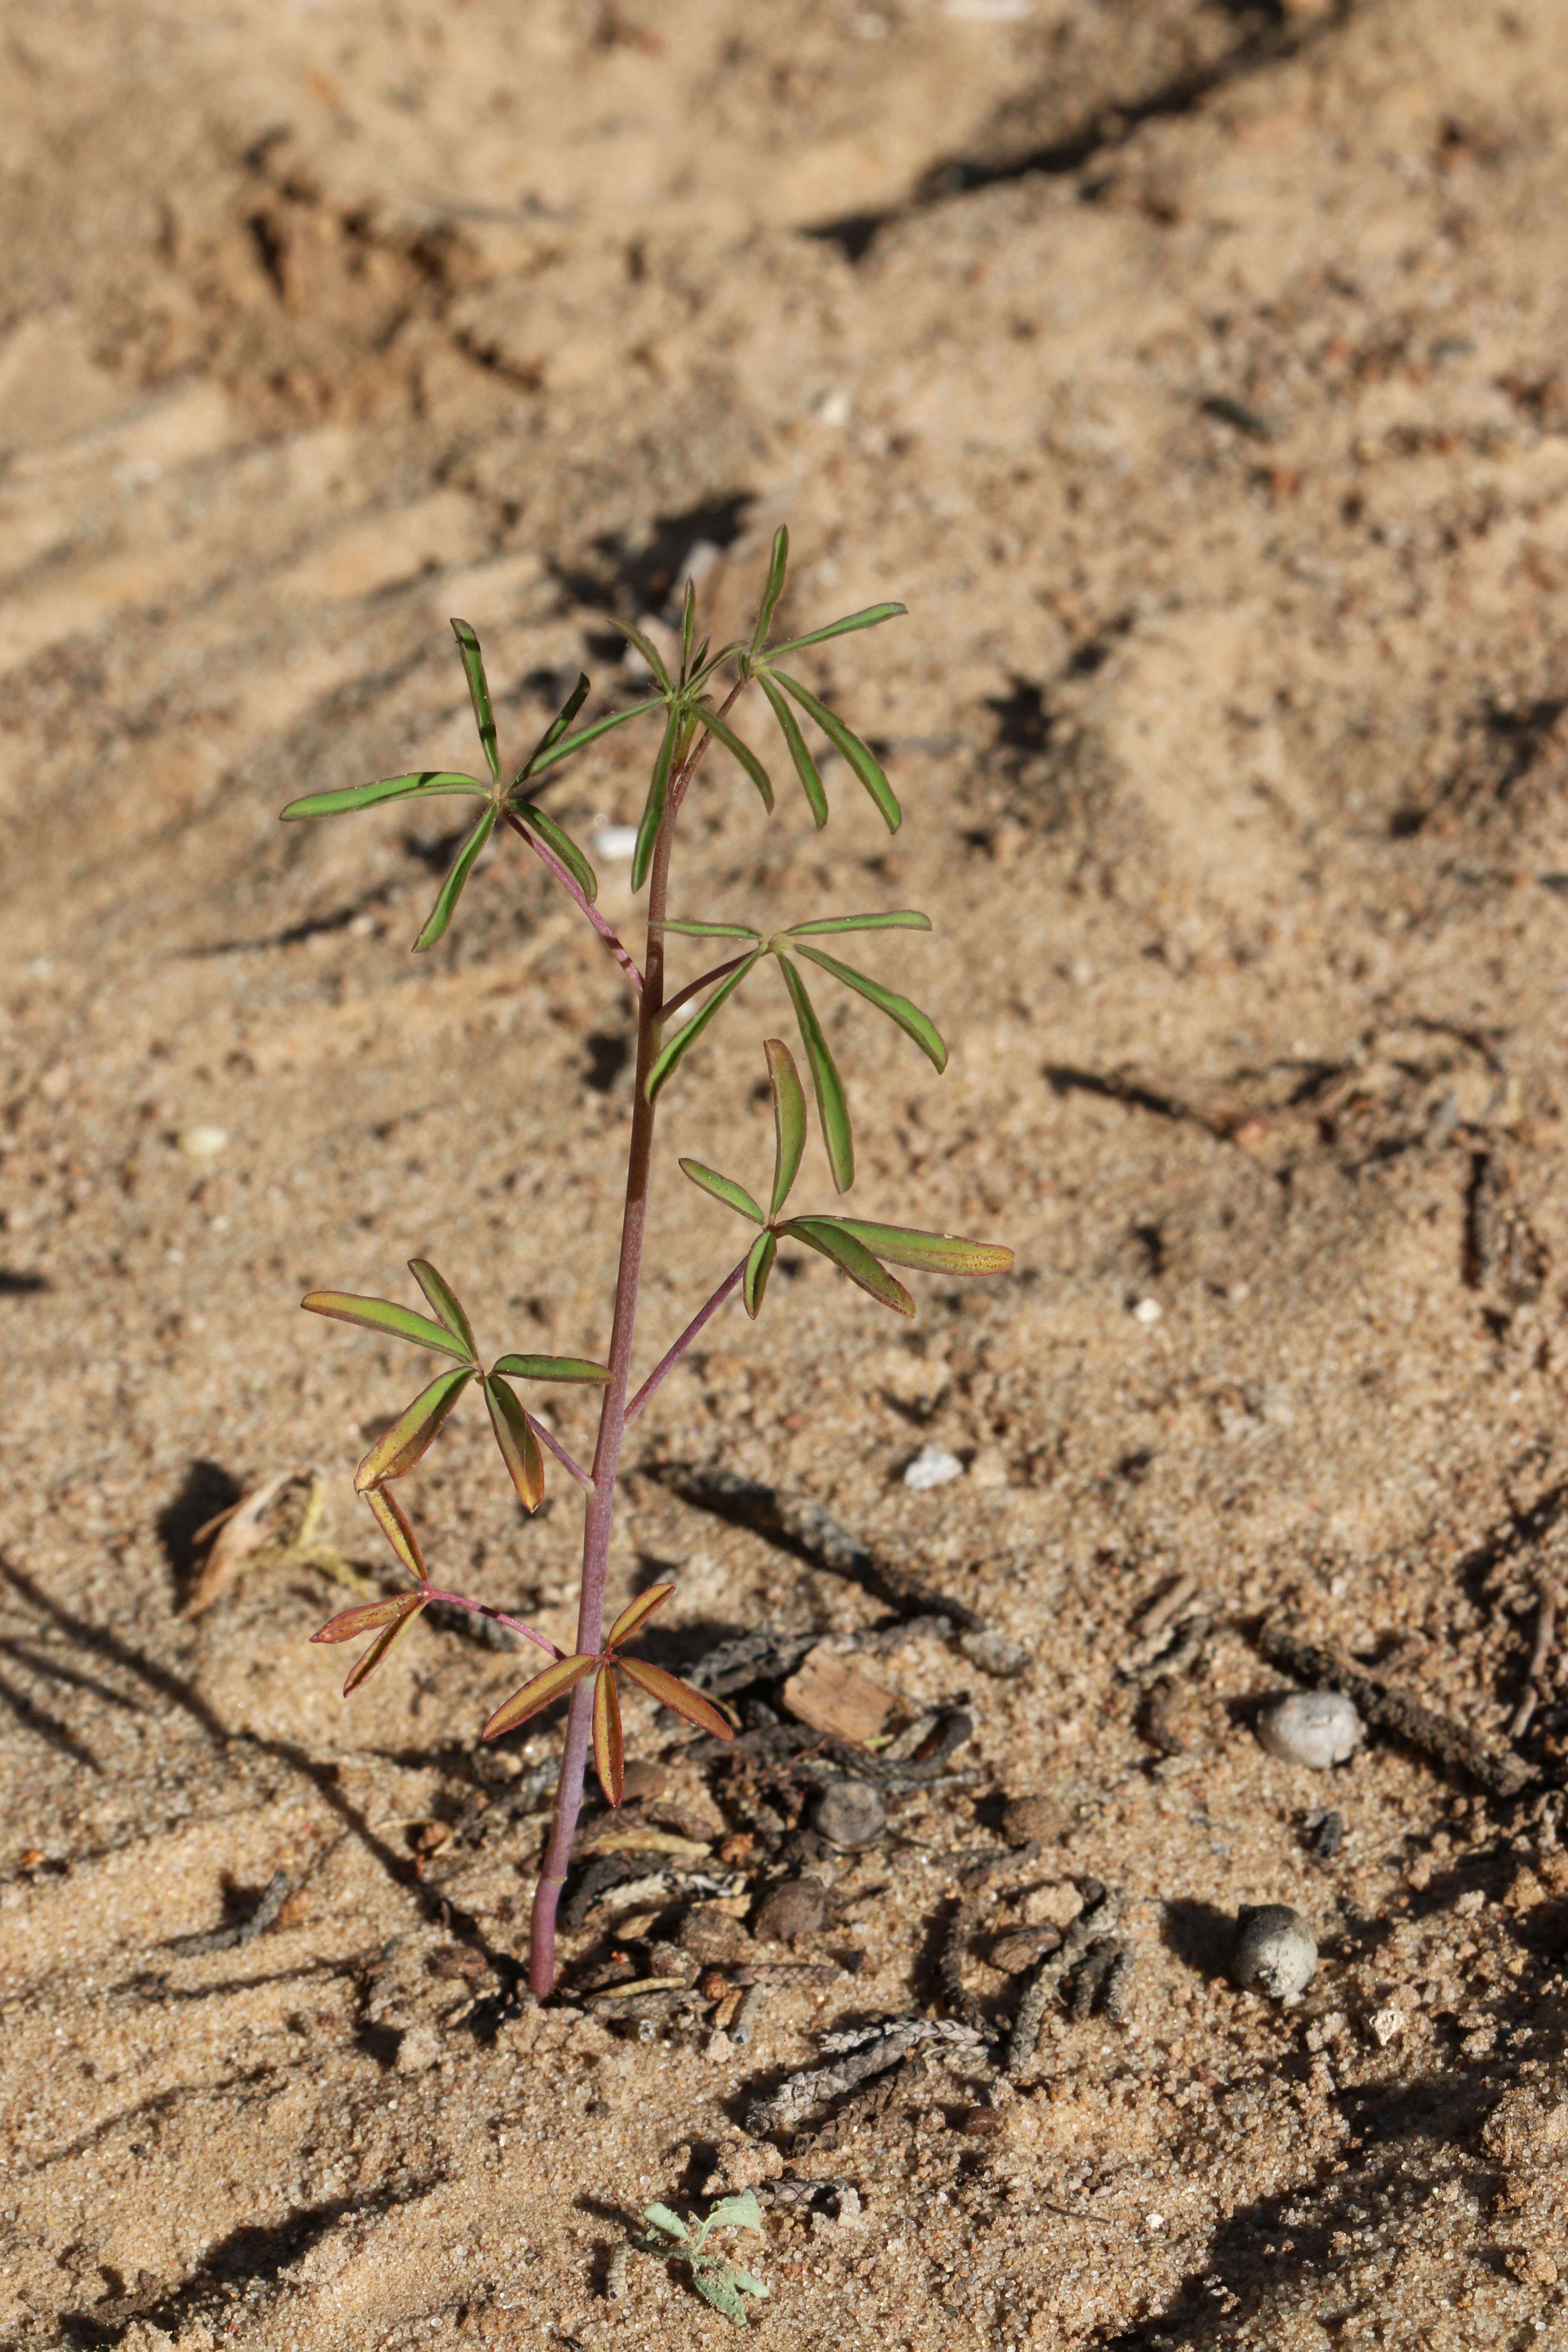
[625,1258,747,1425]
[503,809,643,993]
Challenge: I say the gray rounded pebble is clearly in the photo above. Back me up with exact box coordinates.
[812,1779,887,1848]
[1232,1904,1317,2000]
[1256,1690,1363,1770]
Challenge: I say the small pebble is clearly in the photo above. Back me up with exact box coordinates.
[753,1878,827,1943]
[178,1125,230,1162]
[959,1627,1032,1678]
[1256,1690,1363,1770]
[1001,1793,1066,1847]
[903,1446,964,1491]
[1232,1904,1317,2001]
[588,823,639,859]
[813,1779,887,1848]
[1131,1295,1163,1323]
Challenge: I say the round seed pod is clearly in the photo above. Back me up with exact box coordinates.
[1232,1904,1318,2000]
[1256,1691,1363,1770]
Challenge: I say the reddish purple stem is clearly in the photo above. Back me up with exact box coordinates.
[524,1410,594,1490]
[624,1258,747,1425]
[420,1588,560,1657]
[503,809,643,993]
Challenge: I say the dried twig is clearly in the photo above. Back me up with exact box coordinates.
[745,2016,987,2137]
[1258,1618,1537,1798]
[168,1869,291,1957]
[1004,1885,1124,2076]
[1509,1579,1561,1739]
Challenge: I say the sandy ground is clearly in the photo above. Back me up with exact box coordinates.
[3,1,1568,2345]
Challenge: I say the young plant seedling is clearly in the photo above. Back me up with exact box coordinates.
[283,529,1012,1994]
[636,2192,770,2327]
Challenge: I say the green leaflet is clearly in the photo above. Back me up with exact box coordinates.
[678,1158,764,1225]
[742,1228,776,1320]
[643,2207,689,2243]
[662,918,763,940]
[450,619,500,782]
[342,1597,426,1695]
[764,1037,805,1217]
[645,948,762,1100]
[605,1582,674,1648]
[750,524,789,657]
[780,1218,915,1317]
[280,772,487,821]
[783,909,931,937]
[680,579,696,678]
[301,1289,472,1361]
[513,671,590,781]
[413,804,497,952]
[509,799,599,902]
[755,672,827,828]
[355,1366,476,1489]
[592,1662,624,1806]
[526,694,665,777]
[491,1353,611,1384]
[603,613,673,691]
[771,670,901,833]
[793,942,947,1072]
[702,2194,763,2236]
[484,1374,545,1511]
[407,1258,477,1354]
[775,954,852,1193]
[768,600,907,656]
[632,705,680,893]
[616,1657,735,1741]
[830,1220,1015,1277]
[700,705,774,814]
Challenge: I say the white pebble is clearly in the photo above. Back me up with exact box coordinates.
[903,1446,963,1491]
[1132,1296,1163,1324]
[1256,1690,1363,1770]
[1232,1904,1317,2001]
[177,1126,230,1163]
[1369,2007,1406,2047]
[588,824,638,861]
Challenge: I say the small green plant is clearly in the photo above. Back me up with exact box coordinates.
[283,529,1012,1993]
[636,2192,771,2327]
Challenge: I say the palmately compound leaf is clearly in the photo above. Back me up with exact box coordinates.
[678,1158,764,1225]
[764,1037,806,1217]
[280,772,488,821]
[771,670,901,833]
[481,1650,596,1741]
[354,1366,476,1490]
[779,1217,915,1317]
[783,909,931,937]
[407,1258,477,1354]
[450,618,501,783]
[508,799,599,902]
[490,1353,610,1384]
[340,1596,427,1695]
[645,949,763,1100]
[483,1374,545,1511]
[512,671,590,781]
[750,524,790,657]
[755,672,827,828]
[364,1485,428,1585]
[592,1663,625,1806]
[632,704,680,893]
[605,1581,675,1649]
[699,705,774,814]
[742,1228,776,1320]
[830,1220,1014,1277]
[775,955,852,1193]
[301,1289,473,1361]
[616,1657,736,1743]
[413,804,498,952]
[792,942,947,1072]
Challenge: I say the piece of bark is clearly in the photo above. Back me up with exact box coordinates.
[783,1645,901,1743]
[1257,1619,1537,1799]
